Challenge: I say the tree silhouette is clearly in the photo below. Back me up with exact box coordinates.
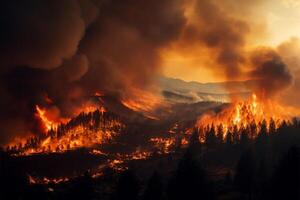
[205,125,217,148]
[240,127,250,150]
[113,169,139,200]
[270,146,300,200]
[0,152,28,200]
[143,171,165,200]
[216,124,224,144]
[256,120,268,145]
[64,172,94,200]
[269,118,276,135]
[235,149,256,199]
[188,128,202,155]
[167,149,214,200]
[232,125,240,145]
[250,120,257,139]
[225,130,233,147]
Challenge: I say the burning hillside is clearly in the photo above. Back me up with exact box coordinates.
[7,109,124,156]
[197,94,291,134]
[2,1,300,199]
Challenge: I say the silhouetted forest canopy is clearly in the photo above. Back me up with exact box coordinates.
[1,118,300,200]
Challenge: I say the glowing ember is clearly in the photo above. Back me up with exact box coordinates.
[28,175,69,185]
[181,138,189,146]
[150,137,175,153]
[90,149,107,156]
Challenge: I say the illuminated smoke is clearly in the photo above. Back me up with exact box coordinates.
[0,0,297,145]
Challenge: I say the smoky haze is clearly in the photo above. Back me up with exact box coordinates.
[0,0,187,144]
[0,0,297,145]
[169,0,293,96]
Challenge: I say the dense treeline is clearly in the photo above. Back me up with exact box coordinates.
[1,119,300,200]
[5,109,124,154]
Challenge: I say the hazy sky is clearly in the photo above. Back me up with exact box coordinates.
[163,0,300,83]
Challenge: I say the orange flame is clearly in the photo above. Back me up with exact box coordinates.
[197,93,292,138]
[121,89,162,119]
[35,105,58,132]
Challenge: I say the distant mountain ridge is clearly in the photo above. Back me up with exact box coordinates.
[158,76,255,103]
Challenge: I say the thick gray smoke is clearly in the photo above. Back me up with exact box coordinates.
[0,0,187,144]
[169,0,293,96]
[0,0,295,145]
[249,48,293,96]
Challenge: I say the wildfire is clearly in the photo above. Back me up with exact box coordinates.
[35,105,59,132]
[28,175,69,185]
[197,93,292,138]
[150,137,175,153]
[22,121,122,155]
[14,94,109,155]
[7,107,124,156]
[121,89,163,119]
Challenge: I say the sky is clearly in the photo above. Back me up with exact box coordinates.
[1,0,300,144]
[162,0,300,83]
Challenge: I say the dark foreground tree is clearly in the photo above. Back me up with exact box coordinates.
[0,152,29,200]
[113,169,139,200]
[59,172,94,200]
[167,149,214,200]
[269,146,300,200]
[188,129,202,155]
[143,171,165,200]
[235,149,256,199]
[205,125,217,148]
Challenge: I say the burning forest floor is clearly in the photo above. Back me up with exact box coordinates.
[1,93,300,200]
[2,94,222,179]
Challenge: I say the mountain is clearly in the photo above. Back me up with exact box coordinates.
[158,76,254,103]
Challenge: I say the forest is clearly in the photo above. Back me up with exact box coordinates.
[1,118,300,200]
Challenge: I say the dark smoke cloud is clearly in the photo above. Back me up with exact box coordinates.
[174,0,250,78]
[0,0,90,144]
[78,0,187,95]
[191,0,249,77]
[277,37,300,107]
[173,0,292,95]
[0,0,187,145]
[0,0,296,145]
[55,54,89,82]
[0,0,85,70]
[249,48,293,96]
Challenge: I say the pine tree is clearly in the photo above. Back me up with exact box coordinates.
[205,125,217,148]
[256,120,269,156]
[143,171,165,200]
[188,128,202,154]
[65,173,94,200]
[250,120,257,139]
[269,118,276,135]
[270,146,300,200]
[114,170,140,200]
[225,130,233,147]
[256,157,269,199]
[167,149,214,200]
[235,149,257,199]
[232,125,240,145]
[240,127,250,150]
[216,124,224,144]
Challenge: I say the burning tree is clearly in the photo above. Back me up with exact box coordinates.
[6,109,125,155]
[196,94,293,142]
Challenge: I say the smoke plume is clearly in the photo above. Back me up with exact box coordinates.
[0,0,187,144]
[165,0,293,96]
[0,0,297,145]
